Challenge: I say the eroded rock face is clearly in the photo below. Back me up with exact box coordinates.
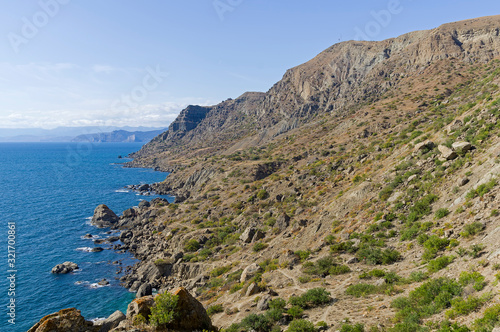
[168,287,215,331]
[91,204,119,228]
[126,295,155,321]
[27,308,97,332]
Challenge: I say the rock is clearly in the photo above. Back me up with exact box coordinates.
[91,204,119,228]
[240,227,256,243]
[137,184,150,191]
[414,141,434,152]
[458,177,470,186]
[346,257,359,264]
[167,287,215,331]
[98,279,109,286]
[438,145,457,160]
[251,229,265,242]
[126,295,155,321]
[240,263,263,283]
[276,213,291,231]
[136,283,152,298]
[96,310,125,332]
[27,308,97,332]
[91,247,104,252]
[452,141,473,153]
[51,262,79,274]
[123,208,137,218]
[246,282,260,296]
[444,229,454,238]
[407,174,417,183]
[129,281,142,292]
[257,295,271,310]
[82,234,93,239]
[447,120,463,133]
[138,200,150,209]
[107,236,119,243]
[374,279,386,287]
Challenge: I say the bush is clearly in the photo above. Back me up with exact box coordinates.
[287,306,304,319]
[427,255,455,273]
[357,247,401,265]
[257,190,269,200]
[329,265,351,275]
[346,284,378,297]
[253,242,268,252]
[435,208,450,219]
[207,304,224,316]
[184,239,200,252]
[473,303,500,332]
[241,313,272,332]
[287,319,316,332]
[460,222,484,237]
[211,265,232,277]
[458,271,486,291]
[288,288,331,309]
[445,295,488,319]
[295,250,311,262]
[149,292,179,327]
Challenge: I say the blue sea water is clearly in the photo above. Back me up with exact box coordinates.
[0,142,172,332]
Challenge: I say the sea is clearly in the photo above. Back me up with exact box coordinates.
[0,142,173,332]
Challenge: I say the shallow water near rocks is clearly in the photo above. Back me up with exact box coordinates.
[0,142,172,331]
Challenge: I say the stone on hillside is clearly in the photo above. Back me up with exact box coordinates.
[122,208,137,218]
[458,177,470,186]
[414,141,435,152]
[95,310,125,332]
[136,283,152,298]
[52,262,78,274]
[27,308,96,332]
[240,227,256,243]
[251,229,265,242]
[257,295,271,311]
[240,263,263,283]
[91,204,119,228]
[275,213,290,231]
[452,141,473,153]
[168,287,215,331]
[246,282,260,296]
[126,295,155,320]
[438,145,457,160]
[447,120,463,133]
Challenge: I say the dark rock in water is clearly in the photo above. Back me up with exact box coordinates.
[91,204,119,228]
[27,308,96,332]
[52,262,78,274]
[93,239,105,245]
[138,200,150,209]
[106,236,119,243]
[82,234,93,239]
[136,283,152,298]
[91,247,104,252]
[137,183,150,191]
[98,279,109,286]
[94,310,125,332]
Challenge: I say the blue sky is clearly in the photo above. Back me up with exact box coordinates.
[1,0,499,129]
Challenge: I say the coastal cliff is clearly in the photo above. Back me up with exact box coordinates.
[30,15,500,332]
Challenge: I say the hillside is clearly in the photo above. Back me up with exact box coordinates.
[72,129,166,143]
[30,15,500,332]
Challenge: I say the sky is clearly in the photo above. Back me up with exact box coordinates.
[0,0,499,129]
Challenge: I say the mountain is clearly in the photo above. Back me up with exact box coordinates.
[71,129,166,143]
[30,15,500,331]
[0,126,166,142]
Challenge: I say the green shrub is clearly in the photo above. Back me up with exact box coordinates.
[436,321,470,332]
[287,319,316,332]
[269,298,286,310]
[253,242,268,252]
[329,265,351,275]
[427,255,455,273]
[207,304,224,316]
[460,222,484,237]
[346,284,378,297]
[295,250,311,262]
[287,306,304,319]
[288,288,331,309]
[149,292,179,327]
[340,323,365,332]
[445,295,488,319]
[472,303,500,332]
[469,243,485,258]
[458,271,486,291]
[184,239,200,252]
[435,208,450,219]
[391,278,462,327]
[257,190,269,200]
[241,313,272,332]
[466,179,497,200]
[211,265,232,277]
[357,247,401,265]
[409,271,428,282]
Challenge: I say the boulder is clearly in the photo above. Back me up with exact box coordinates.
[98,279,109,286]
[438,145,457,160]
[96,310,125,332]
[257,295,271,311]
[240,263,263,283]
[167,287,215,331]
[51,262,78,274]
[136,283,152,298]
[27,308,97,332]
[251,229,265,242]
[246,282,260,296]
[122,208,137,218]
[452,141,473,153]
[91,205,119,228]
[414,141,434,152]
[91,247,104,252]
[138,200,150,209]
[275,213,290,231]
[240,227,256,243]
[126,295,155,321]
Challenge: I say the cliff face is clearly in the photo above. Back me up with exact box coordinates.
[130,15,500,168]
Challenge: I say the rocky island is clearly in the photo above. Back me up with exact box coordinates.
[30,15,500,332]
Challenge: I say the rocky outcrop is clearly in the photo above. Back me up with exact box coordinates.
[167,287,215,331]
[27,308,97,332]
[51,262,78,274]
[91,205,119,228]
[95,310,125,332]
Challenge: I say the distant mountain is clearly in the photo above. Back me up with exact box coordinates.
[0,126,167,142]
[71,129,166,143]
